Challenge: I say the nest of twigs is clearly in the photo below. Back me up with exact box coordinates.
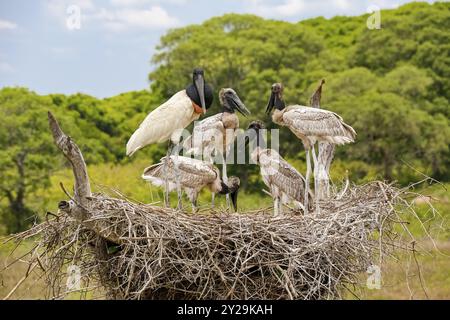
[4,180,429,300]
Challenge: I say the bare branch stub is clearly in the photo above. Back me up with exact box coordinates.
[309,78,325,108]
[48,111,91,207]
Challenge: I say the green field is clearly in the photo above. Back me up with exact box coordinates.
[1,162,448,300]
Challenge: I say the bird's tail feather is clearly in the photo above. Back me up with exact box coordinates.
[142,161,164,179]
[343,122,357,140]
[142,161,177,191]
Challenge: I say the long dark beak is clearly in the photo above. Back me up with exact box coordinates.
[231,190,238,212]
[227,93,250,117]
[266,92,275,114]
[194,74,206,114]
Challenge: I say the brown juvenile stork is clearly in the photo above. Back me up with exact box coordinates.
[245,121,312,216]
[183,88,250,208]
[126,68,213,209]
[142,156,241,212]
[266,83,356,214]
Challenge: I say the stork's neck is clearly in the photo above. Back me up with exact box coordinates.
[272,109,285,125]
[222,106,235,114]
[222,112,238,130]
[254,130,266,164]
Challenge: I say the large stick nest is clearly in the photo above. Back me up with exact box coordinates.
[5,181,426,300]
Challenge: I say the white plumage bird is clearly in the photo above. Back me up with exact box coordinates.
[245,121,311,216]
[183,88,250,208]
[126,68,214,209]
[126,90,201,156]
[266,83,356,214]
[142,156,241,212]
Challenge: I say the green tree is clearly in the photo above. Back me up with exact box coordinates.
[0,88,56,233]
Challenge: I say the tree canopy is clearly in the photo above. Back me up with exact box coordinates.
[0,2,449,232]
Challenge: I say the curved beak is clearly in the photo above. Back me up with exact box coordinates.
[266,91,275,114]
[194,74,206,114]
[227,92,250,117]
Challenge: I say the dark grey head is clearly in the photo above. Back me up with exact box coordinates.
[247,120,265,132]
[219,88,251,116]
[244,121,266,162]
[218,176,241,212]
[192,68,204,77]
[266,82,286,114]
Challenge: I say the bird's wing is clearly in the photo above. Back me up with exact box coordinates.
[283,106,356,142]
[259,149,306,201]
[126,90,198,156]
[142,156,217,189]
[185,113,225,156]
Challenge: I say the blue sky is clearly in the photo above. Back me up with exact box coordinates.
[0,0,434,98]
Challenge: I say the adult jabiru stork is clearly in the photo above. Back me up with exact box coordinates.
[142,156,240,212]
[183,88,250,208]
[126,68,213,209]
[266,83,356,214]
[244,121,312,216]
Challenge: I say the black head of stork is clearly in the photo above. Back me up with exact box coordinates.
[245,120,266,149]
[219,88,251,116]
[186,68,214,114]
[218,176,241,212]
[266,82,286,114]
[243,121,267,163]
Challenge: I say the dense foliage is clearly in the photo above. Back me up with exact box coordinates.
[0,2,448,233]
[149,1,449,183]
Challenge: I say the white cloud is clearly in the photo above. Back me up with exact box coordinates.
[115,7,179,29]
[0,19,17,30]
[110,0,187,6]
[332,0,351,10]
[110,0,152,6]
[0,62,14,73]
[245,0,305,18]
[46,0,95,16]
[45,0,179,31]
[45,0,96,29]
[90,6,179,31]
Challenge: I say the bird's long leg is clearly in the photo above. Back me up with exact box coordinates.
[207,154,215,209]
[222,152,230,210]
[173,144,183,211]
[311,143,320,213]
[311,143,318,192]
[191,191,198,213]
[304,149,311,215]
[274,197,279,217]
[164,142,173,208]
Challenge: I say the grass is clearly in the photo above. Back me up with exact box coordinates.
[360,241,450,299]
[1,162,449,299]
